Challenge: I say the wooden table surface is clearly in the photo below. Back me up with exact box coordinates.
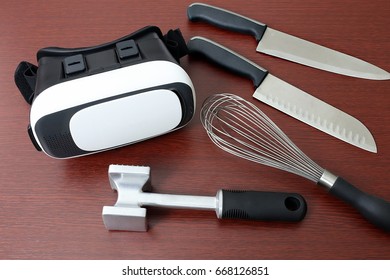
[1,0,389,260]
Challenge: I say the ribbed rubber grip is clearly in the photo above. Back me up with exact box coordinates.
[221,190,307,222]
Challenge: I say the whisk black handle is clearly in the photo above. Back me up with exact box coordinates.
[329,177,390,232]
[221,190,307,222]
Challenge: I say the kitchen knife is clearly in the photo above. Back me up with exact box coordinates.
[188,3,390,80]
[188,36,377,153]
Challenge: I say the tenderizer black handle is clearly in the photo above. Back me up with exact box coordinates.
[221,190,307,222]
[188,3,267,42]
[187,36,268,88]
[329,177,390,232]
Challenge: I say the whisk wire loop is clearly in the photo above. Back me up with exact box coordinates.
[201,94,324,182]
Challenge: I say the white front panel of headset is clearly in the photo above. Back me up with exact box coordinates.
[30,60,194,127]
[69,89,182,151]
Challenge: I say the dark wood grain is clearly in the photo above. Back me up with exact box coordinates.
[1,0,389,260]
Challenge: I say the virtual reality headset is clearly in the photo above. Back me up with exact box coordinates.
[15,26,195,159]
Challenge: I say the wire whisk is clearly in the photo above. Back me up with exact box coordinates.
[201,93,390,232]
[201,93,324,183]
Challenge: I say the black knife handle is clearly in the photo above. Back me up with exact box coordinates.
[187,36,268,88]
[188,3,267,42]
[329,177,390,232]
[221,190,307,222]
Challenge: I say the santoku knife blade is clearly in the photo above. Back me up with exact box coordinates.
[187,36,377,153]
[188,3,390,80]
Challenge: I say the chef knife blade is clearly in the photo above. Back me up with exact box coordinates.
[188,3,390,80]
[188,36,377,153]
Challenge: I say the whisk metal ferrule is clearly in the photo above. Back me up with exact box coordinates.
[318,170,338,190]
